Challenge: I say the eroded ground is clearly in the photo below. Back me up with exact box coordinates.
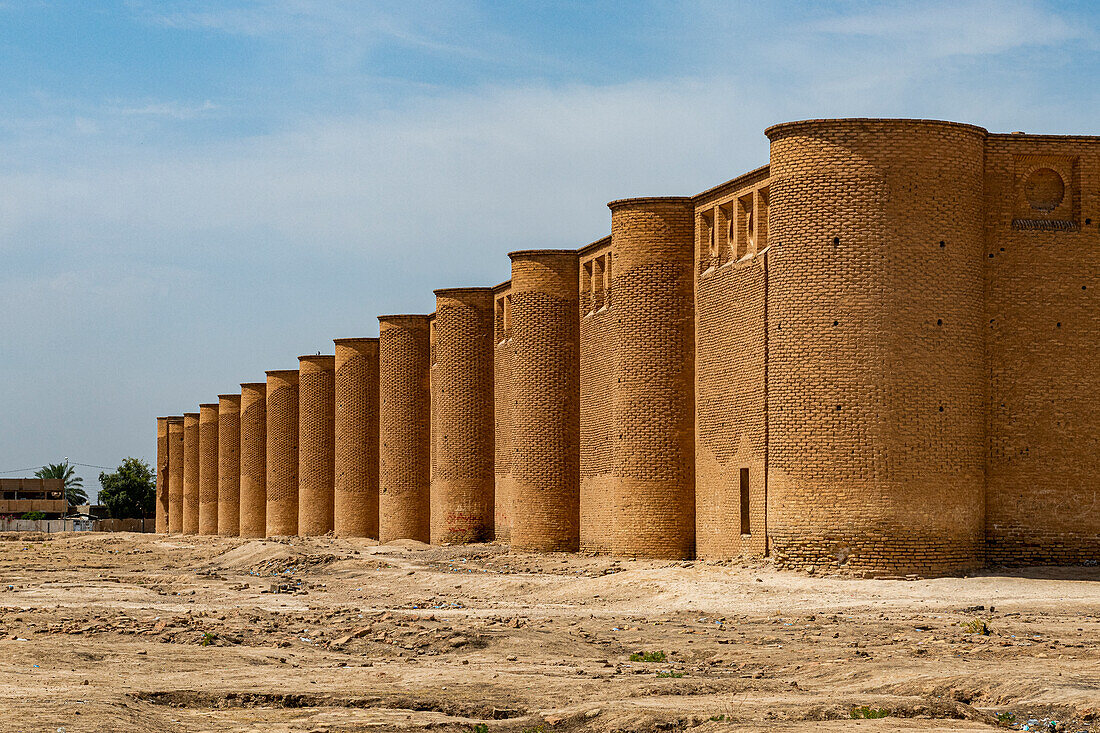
[0,532,1097,732]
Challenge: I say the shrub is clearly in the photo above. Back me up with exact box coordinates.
[850,706,890,719]
[962,618,991,635]
[629,650,666,663]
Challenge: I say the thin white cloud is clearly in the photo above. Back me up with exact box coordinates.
[808,0,1085,57]
[132,0,501,63]
[112,100,219,119]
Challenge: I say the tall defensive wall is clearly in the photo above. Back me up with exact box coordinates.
[155,118,1100,575]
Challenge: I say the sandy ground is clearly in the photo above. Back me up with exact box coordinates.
[0,532,1097,732]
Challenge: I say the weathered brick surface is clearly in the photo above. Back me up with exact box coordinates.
[334,338,380,538]
[162,117,1100,574]
[298,355,336,536]
[766,119,987,575]
[694,166,771,560]
[265,369,299,537]
[238,382,267,538]
[155,417,169,533]
[378,315,431,543]
[983,134,1100,565]
[508,251,580,552]
[492,283,514,541]
[198,403,220,536]
[166,416,184,534]
[217,394,241,537]
[181,412,200,535]
[578,239,614,553]
[430,288,495,544]
[609,198,696,559]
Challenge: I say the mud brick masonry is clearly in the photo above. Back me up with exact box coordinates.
[154,118,1100,575]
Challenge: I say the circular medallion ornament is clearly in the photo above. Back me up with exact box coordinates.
[1024,168,1065,212]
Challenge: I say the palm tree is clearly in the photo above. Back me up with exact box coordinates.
[35,461,87,507]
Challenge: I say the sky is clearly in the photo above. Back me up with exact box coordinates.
[1,0,1099,498]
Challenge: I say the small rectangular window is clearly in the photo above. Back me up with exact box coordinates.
[740,467,751,535]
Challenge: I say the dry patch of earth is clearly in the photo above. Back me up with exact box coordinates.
[0,532,1098,732]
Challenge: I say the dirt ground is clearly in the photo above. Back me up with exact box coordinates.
[0,532,1097,732]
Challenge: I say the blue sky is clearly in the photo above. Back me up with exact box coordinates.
[1,0,1098,497]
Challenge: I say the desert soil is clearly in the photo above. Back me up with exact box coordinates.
[0,532,1097,733]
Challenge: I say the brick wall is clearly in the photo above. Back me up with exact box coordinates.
[182,412,200,535]
[166,416,184,534]
[156,417,169,533]
[766,119,987,575]
[609,198,696,558]
[265,369,299,537]
[694,168,771,559]
[217,394,241,536]
[431,288,495,544]
[508,251,580,552]
[198,403,220,535]
[298,355,336,536]
[238,382,267,538]
[984,134,1100,564]
[493,283,514,541]
[334,338,380,538]
[378,315,431,543]
[579,239,614,553]
[159,117,1100,574]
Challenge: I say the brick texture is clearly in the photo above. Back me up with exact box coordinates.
[198,403,220,536]
[217,394,241,536]
[378,315,431,543]
[608,198,696,558]
[983,134,1100,565]
[334,338,380,538]
[238,382,267,538]
[766,119,987,575]
[181,412,200,535]
[508,251,580,552]
[156,417,169,533]
[166,416,184,534]
[160,117,1100,575]
[578,239,614,553]
[431,288,495,544]
[298,355,336,536]
[493,283,514,542]
[694,167,771,560]
[266,369,299,537]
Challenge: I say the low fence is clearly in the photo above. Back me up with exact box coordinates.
[0,517,153,533]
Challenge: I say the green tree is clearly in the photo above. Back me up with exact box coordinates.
[35,461,87,507]
[98,458,155,519]
[20,511,46,520]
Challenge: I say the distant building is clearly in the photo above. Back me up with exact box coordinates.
[0,478,67,519]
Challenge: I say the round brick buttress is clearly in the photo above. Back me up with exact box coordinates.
[378,315,431,543]
[608,197,696,559]
[265,369,300,537]
[198,403,220,535]
[431,288,495,544]
[765,118,987,575]
[155,417,169,533]
[167,417,184,533]
[182,412,200,535]
[217,394,242,536]
[507,250,580,552]
[334,338,380,538]
[238,382,267,538]
[298,355,336,536]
